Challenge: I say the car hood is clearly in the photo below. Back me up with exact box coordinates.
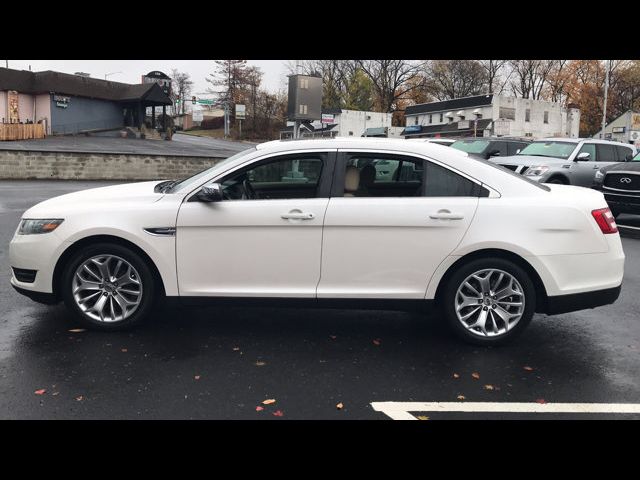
[23,181,166,218]
[602,161,640,173]
[491,155,570,167]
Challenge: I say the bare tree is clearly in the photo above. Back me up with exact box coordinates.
[479,60,509,95]
[508,60,557,100]
[170,69,193,115]
[356,60,426,112]
[425,60,488,100]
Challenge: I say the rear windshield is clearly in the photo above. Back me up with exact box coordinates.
[451,140,490,154]
[517,141,576,159]
[475,157,551,192]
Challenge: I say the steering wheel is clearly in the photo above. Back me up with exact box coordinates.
[242,178,257,200]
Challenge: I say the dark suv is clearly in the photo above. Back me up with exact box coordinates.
[450,138,530,160]
[593,151,640,217]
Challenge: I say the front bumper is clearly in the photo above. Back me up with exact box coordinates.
[542,284,622,315]
[11,284,59,304]
[603,192,640,215]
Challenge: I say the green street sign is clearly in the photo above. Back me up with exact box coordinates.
[197,99,214,105]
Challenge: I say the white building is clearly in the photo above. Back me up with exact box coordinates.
[592,110,640,148]
[280,108,393,139]
[403,94,580,139]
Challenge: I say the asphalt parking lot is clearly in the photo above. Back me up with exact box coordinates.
[1,180,639,420]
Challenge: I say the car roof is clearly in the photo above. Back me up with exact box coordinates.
[536,137,635,147]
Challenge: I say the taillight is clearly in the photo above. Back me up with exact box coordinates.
[592,207,618,234]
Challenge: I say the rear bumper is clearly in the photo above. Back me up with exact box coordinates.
[542,284,621,315]
[12,284,59,305]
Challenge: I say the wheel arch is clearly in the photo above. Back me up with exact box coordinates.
[433,248,549,313]
[546,173,570,184]
[52,234,167,301]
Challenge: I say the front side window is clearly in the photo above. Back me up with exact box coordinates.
[220,155,324,200]
[517,141,576,159]
[578,143,597,161]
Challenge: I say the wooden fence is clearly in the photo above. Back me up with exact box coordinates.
[0,124,46,141]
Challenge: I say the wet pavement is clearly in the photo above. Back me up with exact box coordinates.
[1,180,639,419]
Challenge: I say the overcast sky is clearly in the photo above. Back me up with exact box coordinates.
[6,60,290,96]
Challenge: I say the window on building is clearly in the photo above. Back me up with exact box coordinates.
[299,78,309,89]
[499,107,516,120]
[349,131,353,136]
[299,104,308,115]
[525,109,531,122]
[439,113,444,123]
[414,117,418,125]
[429,114,433,124]
[543,111,549,124]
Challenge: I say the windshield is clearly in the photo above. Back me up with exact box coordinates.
[517,141,576,159]
[632,152,640,161]
[451,140,490,154]
[168,147,257,193]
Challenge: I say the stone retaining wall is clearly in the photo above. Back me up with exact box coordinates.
[0,150,224,180]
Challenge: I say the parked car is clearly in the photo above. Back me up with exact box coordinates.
[593,150,640,217]
[450,138,530,160]
[493,138,636,187]
[10,138,624,345]
[407,138,457,147]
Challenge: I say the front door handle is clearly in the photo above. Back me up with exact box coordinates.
[429,210,464,220]
[281,211,315,220]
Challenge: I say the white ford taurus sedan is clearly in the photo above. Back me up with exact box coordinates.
[9,138,624,345]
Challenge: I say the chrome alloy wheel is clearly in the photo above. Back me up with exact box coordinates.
[454,268,525,338]
[72,255,143,323]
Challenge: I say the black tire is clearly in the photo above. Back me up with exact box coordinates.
[60,242,157,331]
[546,177,566,185]
[440,257,536,346]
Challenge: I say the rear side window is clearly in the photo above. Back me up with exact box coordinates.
[425,161,479,197]
[616,145,633,161]
[597,143,616,162]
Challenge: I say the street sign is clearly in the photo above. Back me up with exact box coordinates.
[236,104,246,119]
[197,99,214,105]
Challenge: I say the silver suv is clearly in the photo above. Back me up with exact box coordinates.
[491,138,637,186]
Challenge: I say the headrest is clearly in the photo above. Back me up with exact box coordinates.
[344,166,360,192]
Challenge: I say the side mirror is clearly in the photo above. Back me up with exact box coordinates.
[575,152,590,162]
[197,182,224,202]
[488,150,501,157]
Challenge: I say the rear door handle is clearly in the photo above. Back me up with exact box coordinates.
[281,211,315,220]
[429,210,464,220]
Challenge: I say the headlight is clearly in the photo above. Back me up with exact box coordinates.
[595,169,605,181]
[525,165,550,176]
[18,219,64,235]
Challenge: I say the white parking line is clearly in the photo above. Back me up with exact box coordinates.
[371,401,640,420]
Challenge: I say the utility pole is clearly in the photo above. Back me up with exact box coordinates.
[601,60,610,139]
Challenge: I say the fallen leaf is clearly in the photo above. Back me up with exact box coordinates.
[416,415,430,420]
[453,373,460,379]
[536,398,546,404]
[523,366,534,371]
[372,339,381,346]
[34,389,46,395]
[262,399,276,405]
[457,395,466,401]
[484,384,495,391]
[336,402,344,410]
[272,410,284,417]
[194,375,201,380]
[121,348,128,353]
[232,347,240,351]
[471,372,480,380]
[255,406,264,412]
[329,335,337,340]
[76,396,84,401]
[52,392,60,396]
[68,328,86,333]
[255,361,266,367]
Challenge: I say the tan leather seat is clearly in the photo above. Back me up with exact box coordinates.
[344,166,360,197]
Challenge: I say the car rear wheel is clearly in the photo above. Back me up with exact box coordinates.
[61,243,156,331]
[441,257,536,345]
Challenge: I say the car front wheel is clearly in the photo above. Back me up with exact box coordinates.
[441,257,536,346]
[61,243,156,331]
